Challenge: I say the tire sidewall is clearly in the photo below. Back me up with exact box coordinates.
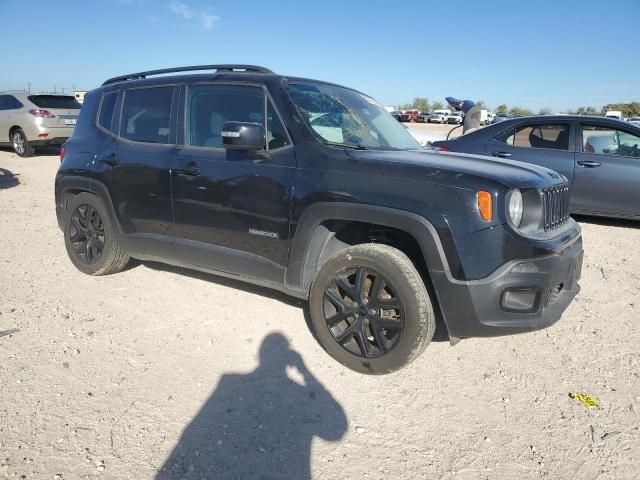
[12,129,32,157]
[64,193,119,275]
[309,246,433,375]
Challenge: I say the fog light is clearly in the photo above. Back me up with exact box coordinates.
[511,262,539,274]
[501,288,539,312]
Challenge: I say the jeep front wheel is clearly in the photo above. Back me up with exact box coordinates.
[308,244,435,374]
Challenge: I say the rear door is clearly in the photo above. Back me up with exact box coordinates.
[95,84,178,259]
[572,123,640,217]
[485,120,575,182]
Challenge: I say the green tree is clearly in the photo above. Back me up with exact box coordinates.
[412,97,431,113]
[601,102,640,118]
[576,106,598,115]
[509,106,533,117]
[475,100,486,110]
[431,101,444,111]
[538,107,552,115]
[495,104,508,115]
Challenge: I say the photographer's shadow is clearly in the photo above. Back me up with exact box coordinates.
[156,333,347,480]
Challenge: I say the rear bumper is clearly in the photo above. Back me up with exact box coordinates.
[432,234,583,338]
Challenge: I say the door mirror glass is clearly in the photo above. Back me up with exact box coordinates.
[222,122,265,151]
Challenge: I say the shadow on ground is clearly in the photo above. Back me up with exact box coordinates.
[0,167,19,189]
[143,261,451,342]
[155,333,348,480]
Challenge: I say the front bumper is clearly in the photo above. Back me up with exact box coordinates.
[432,234,583,338]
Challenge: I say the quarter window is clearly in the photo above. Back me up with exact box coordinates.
[267,100,289,149]
[0,95,23,110]
[582,126,640,158]
[120,86,174,144]
[98,92,118,132]
[498,124,570,151]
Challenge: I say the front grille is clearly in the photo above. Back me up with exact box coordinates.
[542,183,571,231]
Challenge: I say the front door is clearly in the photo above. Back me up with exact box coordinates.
[572,123,640,217]
[172,83,295,283]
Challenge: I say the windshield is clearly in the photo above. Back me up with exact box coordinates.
[28,95,81,110]
[287,82,420,150]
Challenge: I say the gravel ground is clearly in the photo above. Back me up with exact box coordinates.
[0,146,638,480]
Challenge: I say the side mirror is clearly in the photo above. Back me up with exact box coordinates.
[221,122,265,151]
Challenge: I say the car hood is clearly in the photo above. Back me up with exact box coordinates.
[345,149,565,190]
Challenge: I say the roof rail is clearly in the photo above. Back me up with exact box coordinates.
[102,64,274,86]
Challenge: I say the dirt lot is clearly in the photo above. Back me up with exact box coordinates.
[1,140,639,479]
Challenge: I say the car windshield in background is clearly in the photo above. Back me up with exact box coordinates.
[28,95,82,109]
[287,82,420,150]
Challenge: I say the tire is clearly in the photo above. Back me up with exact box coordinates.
[64,192,130,275]
[12,128,34,157]
[308,244,435,374]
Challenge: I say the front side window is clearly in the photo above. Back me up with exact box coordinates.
[498,124,569,151]
[287,82,419,150]
[120,86,173,144]
[28,95,81,110]
[187,84,264,148]
[98,92,118,132]
[582,125,640,158]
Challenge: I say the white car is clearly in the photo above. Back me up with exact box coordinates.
[428,111,450,124]
[628,116,640,127]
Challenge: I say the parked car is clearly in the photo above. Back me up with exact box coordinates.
[447,112,463,125]
[399,109,420,122]
[0,91,81,157]
[56,65,583,374]
[628,116,640,127]
[432,115,640,220]
[390,110,403,121]
[491,113,513,124]
[605,110,623,120]
[418,111,431,123]
[428,110,451,123]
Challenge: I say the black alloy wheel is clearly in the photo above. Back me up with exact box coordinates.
[69,204,105,265]
[323,266,405,358]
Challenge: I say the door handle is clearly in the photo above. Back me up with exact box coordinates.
[99,153,119,166]
[492,151,512,158]
[576,160,601,168]
[172,165,201,176]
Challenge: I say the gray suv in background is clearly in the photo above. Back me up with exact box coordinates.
[0,92,81,157]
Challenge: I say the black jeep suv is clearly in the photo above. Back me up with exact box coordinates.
[55,65,583,374]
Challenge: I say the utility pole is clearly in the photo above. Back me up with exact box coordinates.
[27,82,31,93]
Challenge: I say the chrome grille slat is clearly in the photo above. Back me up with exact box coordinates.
[542,183,570,232]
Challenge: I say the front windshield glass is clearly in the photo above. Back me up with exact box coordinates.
[287,82,420,150]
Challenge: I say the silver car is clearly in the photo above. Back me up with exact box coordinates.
[0,91,81,157]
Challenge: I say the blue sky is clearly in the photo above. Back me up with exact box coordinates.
[1,0,638,111]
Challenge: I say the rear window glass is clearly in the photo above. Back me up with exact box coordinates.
[28,95,81,109]
[120,86,174,144]
[498,124,569,150]
[98,92,118,132]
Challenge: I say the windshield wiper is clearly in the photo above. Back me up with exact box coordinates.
[324,141,368,150]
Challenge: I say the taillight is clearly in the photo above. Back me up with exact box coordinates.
[424,145,449,152]
[29,109,55,118]
[60,146,65,163]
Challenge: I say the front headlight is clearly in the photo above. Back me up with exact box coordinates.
[507,189,523,228]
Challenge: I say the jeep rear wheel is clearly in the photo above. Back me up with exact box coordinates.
[309,244,435,374]
[64,193,130,275]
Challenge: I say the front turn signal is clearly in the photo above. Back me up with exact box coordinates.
[477,191,493,221]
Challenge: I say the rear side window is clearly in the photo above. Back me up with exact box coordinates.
[120,86,174,144]
[28,95,81,109]
[98,92,118,132]
[0,95,23,110]
[497,124,569,151]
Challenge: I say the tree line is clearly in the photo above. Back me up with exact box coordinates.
[398,97,640,118]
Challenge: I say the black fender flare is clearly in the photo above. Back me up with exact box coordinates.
[55,175,123,236]
[284,202,459,294]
